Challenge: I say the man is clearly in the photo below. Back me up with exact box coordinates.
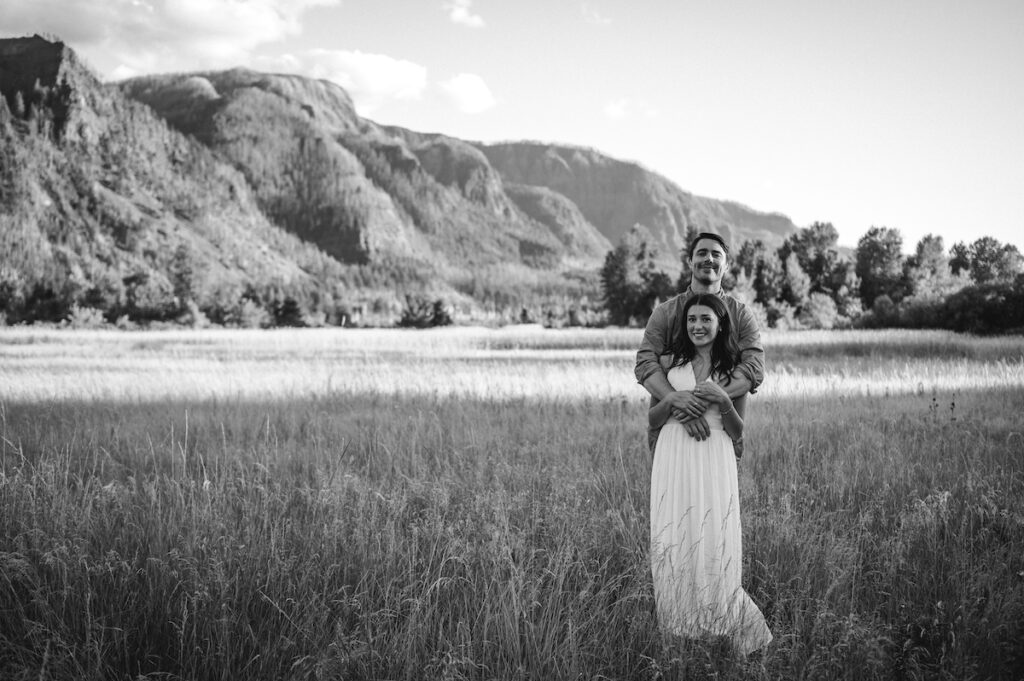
[635,232,765,452]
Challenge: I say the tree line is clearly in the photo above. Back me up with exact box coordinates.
[601,222,1024,334]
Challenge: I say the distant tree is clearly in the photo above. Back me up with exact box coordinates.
[752,249,785,306]
[856,226,906,308]
[778,222,841,293]
[169,243,197,311]
[905,234,946,279]
[398,295,453,328]
[947,237,1022,285]
[273,297,306,327]
[732,239,763,280]
[123,271,175,321]
[730,270,757,306]
[601,224,671,326]
[966,237,1022,284]
[640,269,675,318]
[780,252,811,308]
[798,292,840,329]
[902,233,965,302]
[766,300,799,330]
[871,294,898,326]
[824,258,861,320]
[229,299,271,329]
[431,299,454,326]
[949,241,971,276]
[942,276,1024,334]
[82,269,126,317]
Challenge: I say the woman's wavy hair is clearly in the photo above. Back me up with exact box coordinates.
[668,294,740,384]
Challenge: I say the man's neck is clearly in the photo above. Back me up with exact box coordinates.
[688,279,722,295]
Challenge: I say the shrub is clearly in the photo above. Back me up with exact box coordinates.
[942,280,1024,334]
[65,304,107,329]
[767,301,800,330]
[273,297,305,327]
[897,293,946,329]
[398,296,453,328]
[797,292,838,330]
[227,299,271,329]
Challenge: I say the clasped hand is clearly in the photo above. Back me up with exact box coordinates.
[667,381,728,441]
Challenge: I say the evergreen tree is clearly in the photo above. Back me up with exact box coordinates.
[169,243,196,310]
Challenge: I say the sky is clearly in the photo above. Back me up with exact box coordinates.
[2,0,1022,252]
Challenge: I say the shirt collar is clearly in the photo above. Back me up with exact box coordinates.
[683,286,724,298]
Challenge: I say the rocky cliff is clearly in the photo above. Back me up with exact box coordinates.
[0,36,351,324]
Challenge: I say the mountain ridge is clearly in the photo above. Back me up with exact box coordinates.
[1,34,799,325]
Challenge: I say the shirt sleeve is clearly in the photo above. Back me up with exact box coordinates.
[731,301,765,393]
[634,301,672,385]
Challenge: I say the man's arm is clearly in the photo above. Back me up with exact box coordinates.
[723,300,765,395]
[635,298,705,410]
[635,302,671,389]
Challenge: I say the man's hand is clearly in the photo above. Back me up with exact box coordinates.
[672,410,712,440]
[662,390,709,420]
[666,390,711,441]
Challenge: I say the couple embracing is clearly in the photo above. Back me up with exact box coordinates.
[635,232,772,655]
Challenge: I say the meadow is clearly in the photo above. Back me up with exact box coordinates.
[1,326,1023,680]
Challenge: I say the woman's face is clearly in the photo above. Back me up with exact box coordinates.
[686,304,720,348]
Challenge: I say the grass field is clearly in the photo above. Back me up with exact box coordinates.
[1,327,1023,680]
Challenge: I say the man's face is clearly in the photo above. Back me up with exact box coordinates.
[690,238,727,286]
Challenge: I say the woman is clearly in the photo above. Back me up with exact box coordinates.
[648,293,771,655]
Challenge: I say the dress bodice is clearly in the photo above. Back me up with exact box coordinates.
[666,363,724,431]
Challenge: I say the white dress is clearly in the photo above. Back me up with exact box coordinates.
[650,363,772,654]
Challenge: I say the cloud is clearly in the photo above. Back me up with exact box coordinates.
[439,73,496,114]
[443,0,485,28]
[0,0,339,78]
[256,49,429,114]
[604,98,659,120]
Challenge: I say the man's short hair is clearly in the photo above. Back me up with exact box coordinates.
[688,232,730,258]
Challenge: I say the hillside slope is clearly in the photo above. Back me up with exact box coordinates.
[119,71,610,274]
[0,36,353,324]
[477,142,797,268]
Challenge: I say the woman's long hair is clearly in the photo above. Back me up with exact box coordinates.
[668,294,741,384]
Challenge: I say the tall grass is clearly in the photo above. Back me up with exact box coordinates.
[1,327,1023,680]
